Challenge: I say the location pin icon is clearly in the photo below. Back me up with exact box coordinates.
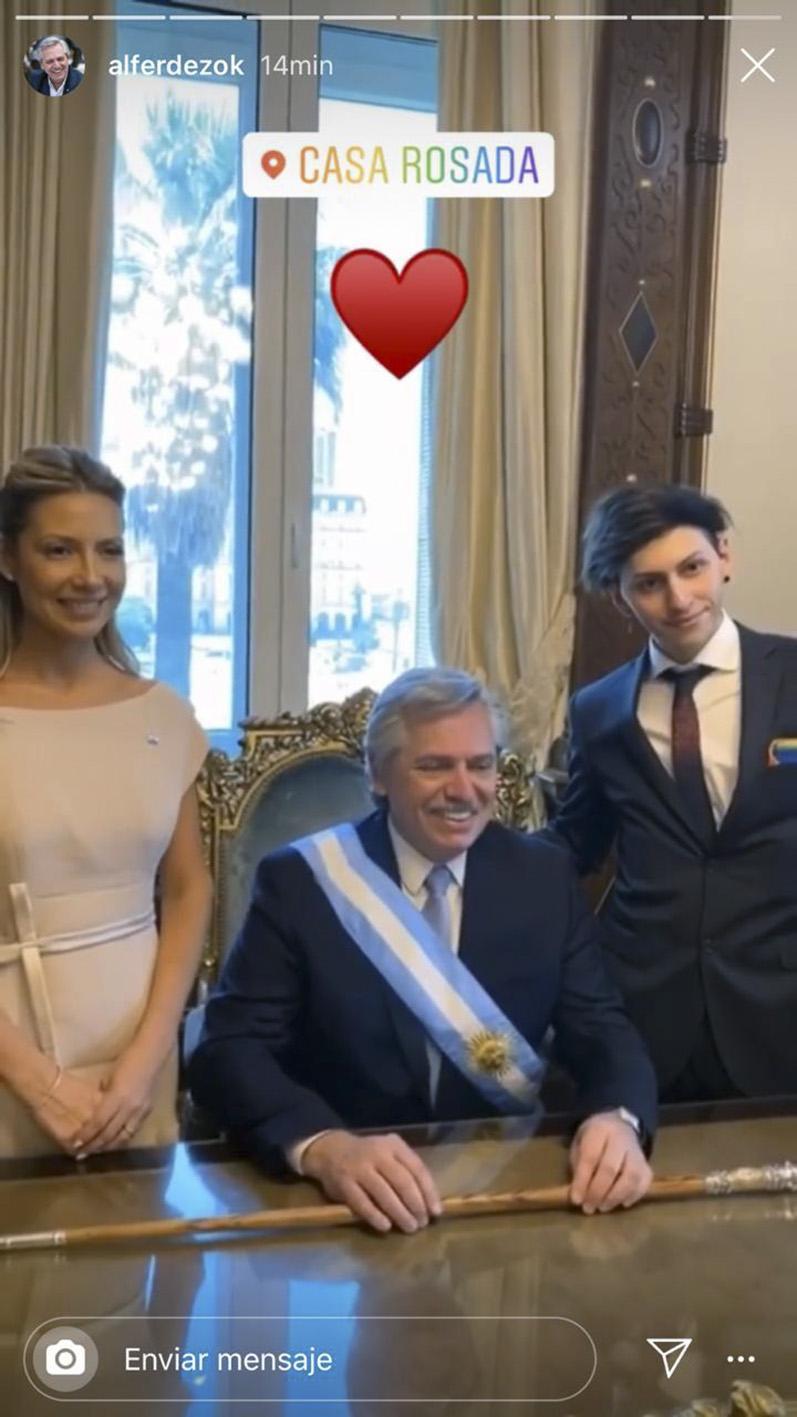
[261,149,286,180]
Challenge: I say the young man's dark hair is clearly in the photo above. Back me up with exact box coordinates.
[581,484,731,592]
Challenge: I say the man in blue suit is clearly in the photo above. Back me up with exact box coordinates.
[548,484,797,1103]
[25,36,83,97]
[191,668,656,1233]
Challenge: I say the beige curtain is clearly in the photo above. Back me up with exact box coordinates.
[433,1,596,763]
[0,8,116,466]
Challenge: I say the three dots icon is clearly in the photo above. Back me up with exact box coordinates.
[727,1355,756,1364]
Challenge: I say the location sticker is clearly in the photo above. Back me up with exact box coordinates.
[260,149,286,180]
[243,132,554,198]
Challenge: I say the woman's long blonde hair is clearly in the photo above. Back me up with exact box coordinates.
[0,445,139,677]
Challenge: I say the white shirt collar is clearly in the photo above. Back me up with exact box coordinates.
[648,612,740,679]
[48,75,67,95]
[387,817,467,896]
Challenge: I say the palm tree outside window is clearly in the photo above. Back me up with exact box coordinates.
[102,7,257,749]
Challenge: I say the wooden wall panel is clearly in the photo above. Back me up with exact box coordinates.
[572,5,728,690]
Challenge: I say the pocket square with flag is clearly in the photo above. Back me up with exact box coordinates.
[768,738,797,766]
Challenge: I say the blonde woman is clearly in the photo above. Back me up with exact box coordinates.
[0,446,212,1158]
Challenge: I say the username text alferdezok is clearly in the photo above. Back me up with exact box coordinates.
[108,54,244,77]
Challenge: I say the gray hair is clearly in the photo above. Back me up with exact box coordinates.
[33,36,70,61]
[365,667,506,780]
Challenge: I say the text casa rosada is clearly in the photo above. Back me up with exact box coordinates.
[296,142,542,185]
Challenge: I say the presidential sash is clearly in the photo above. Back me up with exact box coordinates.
[293,823,545,1113]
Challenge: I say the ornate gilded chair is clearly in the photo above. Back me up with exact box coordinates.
[195,688,540,997]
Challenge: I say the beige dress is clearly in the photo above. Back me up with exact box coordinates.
[0,682,208,1158]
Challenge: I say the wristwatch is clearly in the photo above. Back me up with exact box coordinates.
[615,1106,642,1138]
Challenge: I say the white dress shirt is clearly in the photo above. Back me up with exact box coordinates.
[637,612,741,824]
[288,821,467,1173]
[47,75,68,96]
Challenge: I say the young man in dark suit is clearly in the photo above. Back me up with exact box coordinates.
[548,483,797,1103]
[190,668,656,1232]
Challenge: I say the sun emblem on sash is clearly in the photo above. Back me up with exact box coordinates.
[467,1029,512,1077]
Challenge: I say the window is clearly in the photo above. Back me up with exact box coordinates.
[102,10,437,736]
[308,27,438,704]
[102,6,257,749]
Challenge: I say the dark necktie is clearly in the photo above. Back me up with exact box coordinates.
[661,666,715,840]
[422,865,453,1105]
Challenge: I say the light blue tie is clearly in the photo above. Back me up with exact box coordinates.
[422,864,453,1105]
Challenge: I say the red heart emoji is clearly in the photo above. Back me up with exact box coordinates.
[330,249,468,379]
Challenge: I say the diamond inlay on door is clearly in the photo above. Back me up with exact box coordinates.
[619,292,658,372]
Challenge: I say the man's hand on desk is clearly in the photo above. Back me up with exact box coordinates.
[568,1111,652,1215]
[302,1130,443,1234]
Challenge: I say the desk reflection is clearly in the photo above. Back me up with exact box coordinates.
[1,1105,796,1415]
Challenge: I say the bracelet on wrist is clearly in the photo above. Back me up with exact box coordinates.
[41,1064,63,1101]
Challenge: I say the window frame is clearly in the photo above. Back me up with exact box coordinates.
[112,0,437,721]
[250,7,437,716]
[106,0,260,749]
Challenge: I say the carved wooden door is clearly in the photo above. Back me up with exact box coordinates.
[572,7,728,689]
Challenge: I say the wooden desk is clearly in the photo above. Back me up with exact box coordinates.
[2,1103,796,1415]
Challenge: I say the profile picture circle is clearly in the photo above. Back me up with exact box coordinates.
[24,34,85,98]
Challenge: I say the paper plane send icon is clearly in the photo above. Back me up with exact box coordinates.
[646,1338,693,1379]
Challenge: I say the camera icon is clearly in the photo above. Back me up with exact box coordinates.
[45,1337,86,1376]
[31,1326,98,1391]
